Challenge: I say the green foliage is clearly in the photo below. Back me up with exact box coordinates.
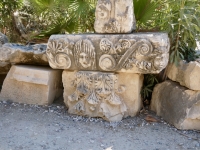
[0,0,23,41]
[159,0,200,65]
[141,74,158,100]
[26,0,96,38]
[134,0,163,31]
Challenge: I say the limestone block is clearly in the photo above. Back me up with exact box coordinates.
[0,43,48,74]
[94,0,136,33]
[0,65,63,105]
[0,32,8,47]
[47,33,169,74]
[151,80,200,130]
[63,70,143,122]
[167,60,200,90]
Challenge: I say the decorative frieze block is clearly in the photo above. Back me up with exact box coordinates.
[94,0,136,33]
[47,33,169,74]
[63,70,143,122]
[0,65,63,105]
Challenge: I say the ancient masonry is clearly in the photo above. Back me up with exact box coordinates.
[0,0,170,122]
[45,0,169,121]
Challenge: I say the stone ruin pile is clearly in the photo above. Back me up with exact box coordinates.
[0,0,170,122]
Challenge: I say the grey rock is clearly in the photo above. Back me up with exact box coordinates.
[0,32,8,47]
[151,80,200,130]
[0,43,48,74]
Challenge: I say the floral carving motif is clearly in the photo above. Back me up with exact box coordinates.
[68,71,126,116]
[46,39,73,69]
[99,38,168,72]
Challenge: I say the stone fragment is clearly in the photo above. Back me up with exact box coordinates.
[0,65,63,105]
[94,0,136,33]
[0,74,6,90]
[0,43,48,74]
[167,60,200,90]
[151,80,200,130]
[47,33,169,74]
[62,70,143,122]
[0,32,8,47]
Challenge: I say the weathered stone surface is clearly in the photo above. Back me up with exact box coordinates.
[0,32,8,47]
[47,33,169,74]
[0,65,63,105]
[94,0,136,33]
[63,70,143,122]
[0,74,6,90]
[167,60,200,90]
[151,80,200,130]
[0,43,48,74]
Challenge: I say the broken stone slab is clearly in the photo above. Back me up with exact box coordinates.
[94,0,136,33]
[0,65,63,105]
[62,70,143,122]
[0,43,48,74]
[151,80,200,130]
[167,60,200,90]
[47,33,169,74]
[0,32,8,47]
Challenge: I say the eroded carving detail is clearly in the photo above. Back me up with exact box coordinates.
[67,71,127,121]
[99,38,168,72]
[94,0,135,33]
[46,39,73,69]
[74,39,96,69]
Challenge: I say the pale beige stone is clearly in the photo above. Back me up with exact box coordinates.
[151,80,200,130]
[94,0,136,33]
[47,33,170,74]
[167,60,200,90]
[0,65,63,105]
[62,70,143,122]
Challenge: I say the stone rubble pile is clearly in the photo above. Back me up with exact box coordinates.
[150,60,200,130]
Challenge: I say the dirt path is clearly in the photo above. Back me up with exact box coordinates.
[0,100,200,150]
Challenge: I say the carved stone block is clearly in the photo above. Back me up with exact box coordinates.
[94,0,136,33]
[47,33,169,74]
[0,65,63,105]
[62,70,143,122]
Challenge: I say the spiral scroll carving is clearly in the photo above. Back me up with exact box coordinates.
[99,54,116,71]
[55,53,71,69]
[137,40,153,56]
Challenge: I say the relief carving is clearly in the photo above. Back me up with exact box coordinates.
[94,0,135,33]
[74,39,96,69]
[46,39,73,69]
[99,38,168,72]
[67,71,127,121]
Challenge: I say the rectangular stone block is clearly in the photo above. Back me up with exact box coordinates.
[47,33,169,74]
[0,65,63,105]
[62,70,143,122]
[94,0,136,33]
[151,80,200,130]
[167,60,200,90]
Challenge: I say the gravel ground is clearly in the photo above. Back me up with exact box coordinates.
[0,100,200,150]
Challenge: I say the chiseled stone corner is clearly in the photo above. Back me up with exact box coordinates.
[94,0,136,33]
[62,70,143,122]
[151,80,200,130]
[0,65,63,105]
[167,60,200,90]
